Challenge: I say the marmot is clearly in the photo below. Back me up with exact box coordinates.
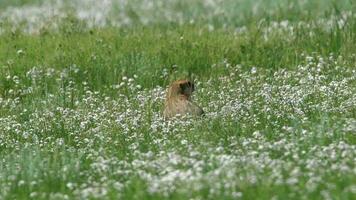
[163,79,204,119]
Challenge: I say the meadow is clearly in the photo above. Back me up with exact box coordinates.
[0,0,355,199]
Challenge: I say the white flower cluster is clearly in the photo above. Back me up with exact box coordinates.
[0,53,355,199]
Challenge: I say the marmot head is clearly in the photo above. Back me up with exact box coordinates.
[167,79,195,100]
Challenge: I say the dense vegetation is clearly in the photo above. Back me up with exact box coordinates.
[0,0,355,199]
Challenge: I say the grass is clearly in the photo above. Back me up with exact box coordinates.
[0,0,355,199]
[1,21,354,94]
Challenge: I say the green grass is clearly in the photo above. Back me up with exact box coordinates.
[1,21,354,95]
[0,0,355,199]
[0,0,45,8]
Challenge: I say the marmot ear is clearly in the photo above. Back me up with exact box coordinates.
[188,81,195,91]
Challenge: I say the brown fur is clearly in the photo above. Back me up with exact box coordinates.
[163,79,204,119]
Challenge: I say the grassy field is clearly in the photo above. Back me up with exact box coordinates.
[0,0,355,199]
